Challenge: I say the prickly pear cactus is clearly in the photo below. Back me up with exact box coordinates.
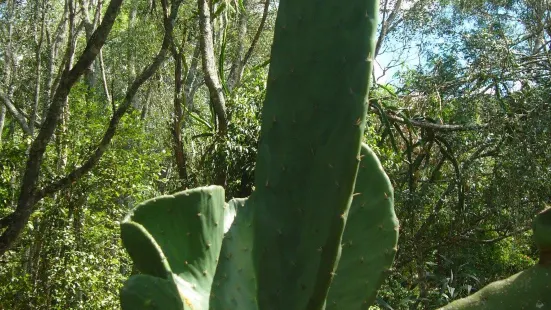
[120,187,228,309]
[326,144,399,309]
[120,0,399,309]
[439,208,551,310]
[249,0,383,308]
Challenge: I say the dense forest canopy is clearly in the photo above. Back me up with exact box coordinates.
[0,0,550,308]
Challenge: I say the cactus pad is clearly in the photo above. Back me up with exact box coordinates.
[326,144,399,309]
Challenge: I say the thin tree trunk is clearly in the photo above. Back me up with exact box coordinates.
[1,0,15,144]
[31,0,46,135]
[198,0,228,135]
[172,53,188,184]
[127,1,138,84]
[375,0,403,57]
[99,48,111,103]
[242,0,270,70]
[81,0,99,88]
[184,45,201,111]
[227,1,248,91]
[228,0,271,90]
[43,4,68,121]
[141,85,152,120]
[0,105,5,146]
[0,94,31,135]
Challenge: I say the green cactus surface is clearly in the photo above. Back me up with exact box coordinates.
[210,198,258,309]
[533,207,551,253]
[120,145,399,310]
[120,186,227,309]
[120,1,400,309]
[439,208,551,310]
[250,0,379,308]
[120,274,184,310]
[326,144,399,309]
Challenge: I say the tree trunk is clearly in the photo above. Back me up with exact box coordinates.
[198,0,228,135]
[0,105,5,145]
[172,52,188,184]
[227,0,248,91]
[30,0,46,136]
[43,3,68,121]
[184,45,201,111]
[1,0,14,145]
[228,0,271,91]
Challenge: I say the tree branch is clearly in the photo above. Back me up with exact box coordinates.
[99,48,111,103]
[34,0,180,202]
[369,104,488,131]
[458,227,531,244]
[0,0,124,257]
[243,0,270,65]
[375,0,403,56]
[0,93,32,135]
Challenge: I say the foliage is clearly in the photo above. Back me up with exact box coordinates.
[199,70,265,198]
[1,0,550,309]
[0,82,169,309]
[439,208,551,309]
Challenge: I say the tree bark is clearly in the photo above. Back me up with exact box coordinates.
[172,53,188,183]
[198,0,228,135]
[240,0,270,75]
[99,48,111,103]
[43,3,69,121]
[369,102,488,131]
[228,0,270,91]
[30,0,46,135]
[0,105,5,145]
[375,0,403,57]
[163,0,189,184]
[0,0,15,144]
[184,45,202,111]
[227,0,248,91]
[0,94,32,135]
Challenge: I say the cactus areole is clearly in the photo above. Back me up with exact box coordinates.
[120,1,401,310]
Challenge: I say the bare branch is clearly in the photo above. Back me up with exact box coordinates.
[459,227,531,244]
[244,0,271,64]
[369,103,488,132]
[0,93,32,135]
[99,49,111,103]
[375,0,403,56]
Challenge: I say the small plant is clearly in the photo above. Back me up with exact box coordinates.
[119,0,400,309]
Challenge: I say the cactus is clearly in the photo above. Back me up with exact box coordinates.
[120,0,400,309]
[439,208,551,310]
[326,145,399,309]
